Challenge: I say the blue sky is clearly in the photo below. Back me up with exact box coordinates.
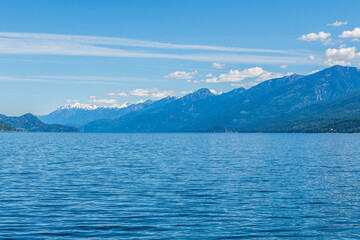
[1,0,360,115]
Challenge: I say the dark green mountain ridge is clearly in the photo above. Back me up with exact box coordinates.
[0,120,14,132]
[0,113,79,132]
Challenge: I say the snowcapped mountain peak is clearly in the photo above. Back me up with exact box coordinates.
[40,100,154,126]
[58,102,130,111]
[59,103,100,110]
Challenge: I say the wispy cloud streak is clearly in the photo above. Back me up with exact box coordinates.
[0,75,158,84]
[0,32,308,55]
[0,32,312,64]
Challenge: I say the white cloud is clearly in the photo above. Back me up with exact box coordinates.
[180,90,193,95]
[327,21,348,27]
[205,73,213,77]
[231,82,259,89]
[130,88,175,99]
[324,59,351,66]
[324,46,360,66]
[200,67,288,89]
[217,68,265,82]
[86,88,176,107]
[280,64,288,69]
[136,99,146,104]
[88,97,118,105]
[0,32,310,64]
[340,27,360,39]
[202,78,218,83]
[308,55,315,60]
[130,89,150,97]
[164,70,198,79]
[256,71,286,82]
[64,99,79,104]
[0,32,306,55]
[150,88,176,99]
[107,92,128,98]
[210,67,284,83]
[211,63,226,69]
[298,32,331,42]
[308,69,320,75]
[0,75,159,85]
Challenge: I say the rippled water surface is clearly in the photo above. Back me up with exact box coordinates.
[0,133,360,239]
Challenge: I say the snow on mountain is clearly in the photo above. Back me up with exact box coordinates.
[59,103,129,110]
[39,101,153,127]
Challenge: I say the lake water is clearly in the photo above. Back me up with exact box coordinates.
[0,133,359,239]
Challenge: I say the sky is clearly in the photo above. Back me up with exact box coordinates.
[1,0,360,115]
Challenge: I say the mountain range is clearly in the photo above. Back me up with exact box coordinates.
[74,65,360,133]
[39,100,154,127]
[0,113,79,132]
[7,65,360,133]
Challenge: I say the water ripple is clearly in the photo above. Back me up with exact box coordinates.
[0,133,360,239]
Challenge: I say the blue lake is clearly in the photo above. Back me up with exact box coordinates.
[0,133,360,239]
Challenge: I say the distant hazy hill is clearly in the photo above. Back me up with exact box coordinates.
[0,120,14,132]
[39,101,154,127]
[80,65,360,133]
[0,113,79,132]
